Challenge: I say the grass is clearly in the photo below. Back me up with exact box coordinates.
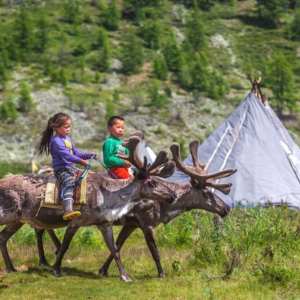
[1,206,300,299]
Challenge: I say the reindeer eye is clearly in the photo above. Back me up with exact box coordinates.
[147,181,157,188]
[202,189,210,198]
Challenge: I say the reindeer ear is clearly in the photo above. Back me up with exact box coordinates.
[130,131,143,138]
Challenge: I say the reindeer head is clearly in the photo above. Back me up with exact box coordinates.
[118,136,178,204]
[170,140,236,216]
[248,74,267,105]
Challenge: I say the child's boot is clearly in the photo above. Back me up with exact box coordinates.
[63,199,81,221]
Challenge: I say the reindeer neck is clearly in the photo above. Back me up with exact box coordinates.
[159,182,199,224]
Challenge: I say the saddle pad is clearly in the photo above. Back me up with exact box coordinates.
[41,172,87,209]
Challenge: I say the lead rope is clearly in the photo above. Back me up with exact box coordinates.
[61,154,96,199]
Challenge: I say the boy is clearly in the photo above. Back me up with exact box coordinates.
[102,116,132,179]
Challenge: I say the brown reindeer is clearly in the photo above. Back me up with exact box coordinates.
[0,136,178,281]
[36,140,236,278]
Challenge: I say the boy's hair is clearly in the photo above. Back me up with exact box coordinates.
[107,115,125,127]
[36,112,71,157]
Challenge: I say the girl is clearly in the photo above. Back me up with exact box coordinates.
[36,112,96,220]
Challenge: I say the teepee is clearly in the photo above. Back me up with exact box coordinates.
[169,79,300,208]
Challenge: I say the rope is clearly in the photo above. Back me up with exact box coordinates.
[95,158,118,179]
[61,154,96,199]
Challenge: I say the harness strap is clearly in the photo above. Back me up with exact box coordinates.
[61,154,95,199]
[140,176,151,190]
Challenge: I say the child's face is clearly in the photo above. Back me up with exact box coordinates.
[108,119,125,138]
[55,118,71,137]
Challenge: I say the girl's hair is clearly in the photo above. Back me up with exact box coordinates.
[36,112,71,157]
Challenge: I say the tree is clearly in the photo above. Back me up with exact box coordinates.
[19,83,34,113]
[267,53,296,117]
[97,27,108,49]
[190,52,209,92]
[35,9,49,53]
[290,9,300,41]
[98,36,111,72]
[121,31,144,75]
[43,55,53,75]
[0,97,18,123]
[105,100,115,121]
[255,0,287,28]
[138,19,163,49]
[14,8,34,60]
[148,79,168,108]
[103,0,121,31]
[153,54,168,81]
[162,29,182,72]
[185,6,206,52]
[64,0,81,24]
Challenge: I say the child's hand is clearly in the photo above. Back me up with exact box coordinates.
[81,159,89,167]
[89,153,98,159]
[124,161,131,168]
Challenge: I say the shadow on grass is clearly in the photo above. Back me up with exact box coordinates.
[26,266,101,279]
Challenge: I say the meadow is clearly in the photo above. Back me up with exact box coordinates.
[1,206,300,299]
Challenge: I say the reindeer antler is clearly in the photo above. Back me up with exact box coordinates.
[170,140,236,195]
[119,136,175,179]
[248,73,267,105]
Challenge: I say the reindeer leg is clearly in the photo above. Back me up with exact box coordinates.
[46,229,61,255]
[142,226,165,278]
[0,223,24,273]
[51,225,79,277]
[99,225,136,277]
[35,228,49,266]
[97,224,132,282]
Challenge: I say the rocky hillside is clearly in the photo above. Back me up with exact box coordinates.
[0,0,299,170]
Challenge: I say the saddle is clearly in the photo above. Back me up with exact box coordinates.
[41,171,87,209]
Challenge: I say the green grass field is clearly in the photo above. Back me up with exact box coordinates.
[1,206,300,299]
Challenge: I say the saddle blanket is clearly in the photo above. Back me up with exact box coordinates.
[41,172,87,209]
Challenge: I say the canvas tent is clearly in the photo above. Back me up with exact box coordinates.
[168,92,300,209]
[137,138,157,165]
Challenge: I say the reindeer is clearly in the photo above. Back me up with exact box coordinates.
[35,139,236,279]
[0,136,178,281]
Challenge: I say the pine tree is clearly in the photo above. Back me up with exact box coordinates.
[153,54,168,81]
[267,52,296,117]
[94,70,101,83]
[19,83,34,113]
[43,56,53,76]
[162,29,182,72]
[178,54,192,89]
[105,100,115,121]
[138,19,162,49]
[190,52,208,92]
[148,79,168,108]
[59,68,68,86]
[121,31,144,75]
[64,0,81,24]
[0,97,18,123]
[14,8,34,60]
[185,6,206,52]
[97,27,108,49]
[98,36,111,72]
[0,63,8,84]
[255,0,286,28]
[103,0,121,31]
[291,9,300,41]
[35,9,49,53]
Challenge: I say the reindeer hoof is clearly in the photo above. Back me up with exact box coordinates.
[158,273,165,279]
[51,267,63,277]
[7,267,17,273]
[39,261,50,267]
[99,267,108,277]
[119,275,132,282]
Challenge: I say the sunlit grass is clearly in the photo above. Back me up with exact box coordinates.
[1,206,300,299]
